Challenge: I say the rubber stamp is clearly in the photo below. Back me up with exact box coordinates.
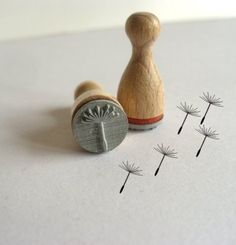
[117,12,164,130]
[71,81,128,153]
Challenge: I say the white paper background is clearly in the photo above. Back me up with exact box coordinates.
[1,0,236,41]
[0,19,236,245]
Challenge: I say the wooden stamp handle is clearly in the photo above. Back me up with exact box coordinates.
[117,12,164,130]
[74,80,102,100]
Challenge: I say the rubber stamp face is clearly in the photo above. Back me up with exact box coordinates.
[72,100,128,153]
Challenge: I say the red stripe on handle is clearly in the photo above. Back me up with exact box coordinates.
[128,114,164,125]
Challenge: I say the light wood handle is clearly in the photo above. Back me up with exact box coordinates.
[74,80,102,100]
[117,12,164,129]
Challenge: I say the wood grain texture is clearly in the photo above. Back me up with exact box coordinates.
[74,80,103,99]
[117,12,164,126]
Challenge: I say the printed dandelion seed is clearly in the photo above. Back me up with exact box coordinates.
[81,104,119,151]
[177,102,200,134]
[119,161,143,193]
[153,144,178,176]
[195,125,219,157]
[200,92,223,124]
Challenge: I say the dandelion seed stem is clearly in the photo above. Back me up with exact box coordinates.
[98,122,108,151]
[196,135,207,157]
[201,103,211,124]
[155,155,165,176]
[178,113,188,134]
[120,172,130,193]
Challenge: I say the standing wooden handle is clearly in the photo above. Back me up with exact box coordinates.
[117,12,164,130]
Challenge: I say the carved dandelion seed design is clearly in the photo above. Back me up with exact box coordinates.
[200,92,223,124]
[177,102,200,134]
[195,125,219,157]
[81,104,120,151]
[81,104,119,123]
[119,161,143,193]
[153,144,178,176]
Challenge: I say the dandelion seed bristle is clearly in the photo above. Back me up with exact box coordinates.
[119,161,143,176]
[154,144,178,158]
[196,125,219,140]
[81,104,120,123]
[200,92,223,107]
[177,102,200,117]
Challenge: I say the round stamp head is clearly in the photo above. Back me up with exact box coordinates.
[72,100,128,153]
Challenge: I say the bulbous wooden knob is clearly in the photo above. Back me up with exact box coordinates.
[71,81,128,153]
[125,12,160,48]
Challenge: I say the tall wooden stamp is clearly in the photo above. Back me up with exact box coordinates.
[71,81,128,153]
[117,12,164,130]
